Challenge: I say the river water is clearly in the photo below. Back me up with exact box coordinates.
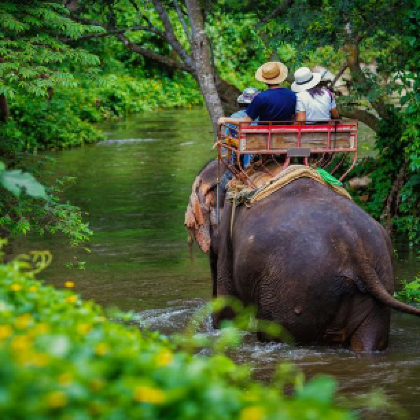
[17,109,420,419]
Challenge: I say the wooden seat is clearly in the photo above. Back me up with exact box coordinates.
[218,119,358,183]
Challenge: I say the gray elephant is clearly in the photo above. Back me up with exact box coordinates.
[185,160,420,352]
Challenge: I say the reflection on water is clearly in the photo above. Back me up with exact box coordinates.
[15,109,420,419]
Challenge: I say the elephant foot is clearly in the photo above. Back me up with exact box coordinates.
[350,306,390,352]
[212,306,236,329]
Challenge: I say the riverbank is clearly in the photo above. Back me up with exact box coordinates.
[0,73,202,152]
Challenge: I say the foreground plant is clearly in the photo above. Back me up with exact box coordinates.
[0,250,354,420]
[0,160,92,247]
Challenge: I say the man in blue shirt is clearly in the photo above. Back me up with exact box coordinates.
[217,62,296,126]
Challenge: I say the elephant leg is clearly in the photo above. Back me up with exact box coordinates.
[209,245,218,298]
[212,202,238,329]
[211,278,238,328]
[349,301,391,352]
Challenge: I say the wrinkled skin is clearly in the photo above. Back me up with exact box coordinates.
[185,161,420,352]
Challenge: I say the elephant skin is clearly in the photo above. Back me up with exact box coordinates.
[185,161,420,352]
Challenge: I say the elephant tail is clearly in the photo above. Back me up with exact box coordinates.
[360,259,420,317]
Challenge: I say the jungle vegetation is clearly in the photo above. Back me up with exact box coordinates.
[0,248,362,419]
[0,0,419,247]
[0,1,418,416]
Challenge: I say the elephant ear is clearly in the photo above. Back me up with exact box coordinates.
[185,161,218,253]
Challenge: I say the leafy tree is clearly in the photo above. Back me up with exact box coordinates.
[0,1,100,248]
[0,1,101,121]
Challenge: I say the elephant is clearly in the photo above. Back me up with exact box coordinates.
[185,160,420,352]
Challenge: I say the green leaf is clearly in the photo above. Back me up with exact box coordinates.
[0,169,47,199]
[297,375,337,405]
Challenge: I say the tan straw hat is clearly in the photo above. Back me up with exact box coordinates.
[255,62,288,85]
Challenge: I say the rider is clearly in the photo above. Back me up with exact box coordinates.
[220,87,260,190]
[217,62,296,126]
[291,67,339,122]
[226,87,259,166]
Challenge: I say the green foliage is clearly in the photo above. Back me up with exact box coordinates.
[0,1,101,99]
[0,165,92,246]
[0,95,104,152]
[0,254,354,420]
[0,71,201,152]
[70,73,202,121]
[0,161,47,199]
[395,277,420,304]
[349,2,420,244]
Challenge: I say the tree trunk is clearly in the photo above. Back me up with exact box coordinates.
[185,0,224,133]
[0,94,9,122]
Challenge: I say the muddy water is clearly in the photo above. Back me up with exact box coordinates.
[18,109,420,419]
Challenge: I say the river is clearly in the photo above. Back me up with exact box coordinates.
[16,109,420,419]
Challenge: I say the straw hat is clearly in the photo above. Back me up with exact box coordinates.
[255,62,288,85]
[291,67,322,92]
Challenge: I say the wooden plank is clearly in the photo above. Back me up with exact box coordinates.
[244,134,267,150]
[244,131,352,151]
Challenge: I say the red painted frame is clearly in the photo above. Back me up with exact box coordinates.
[217,119,358,187]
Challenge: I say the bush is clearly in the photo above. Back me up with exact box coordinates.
[67,73,203,122]
[0,97,104,152]
[0,161,92,247]
[0,252,353,420]
[395,277,420,304]
[0,72,202,153]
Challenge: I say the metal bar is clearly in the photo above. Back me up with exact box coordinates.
[216,127,221,224]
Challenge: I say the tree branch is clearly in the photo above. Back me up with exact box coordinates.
[69,15,107,28]
[331,62,348,88]
[338,107,380,132]
[61,25,164,42]
[173,0,191,42]
[116,33,191,73]
[344,38,391,121]
[260,0,294,25]
[381,161,407,233]
[150,0,195,70]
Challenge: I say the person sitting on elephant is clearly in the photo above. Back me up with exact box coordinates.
[291,67,339,123]
[225,87,259,138]
[217,62,296,127]
[220,87,260,190]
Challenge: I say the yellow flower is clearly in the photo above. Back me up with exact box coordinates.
[240,406,266,420]
[15,314,33,329]
[155,350,173,366]
[46,391,67,408]
[0,325,12,340]
[95,343,108,356]
[77,323,92,335]
[27,352,49,367]
[29,286,37,293]
[133,386,166,404]
[32,323,49,335]
[58,372,73,386]
[10,284,22,292]
[11,335,31,352]
[64,281,74,288]
[65,295,78,304]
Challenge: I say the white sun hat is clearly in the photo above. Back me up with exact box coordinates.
[291,67,322,93]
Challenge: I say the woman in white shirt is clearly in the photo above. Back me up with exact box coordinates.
[291,67,339,122]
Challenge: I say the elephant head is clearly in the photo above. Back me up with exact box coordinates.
[184,160,219,253]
